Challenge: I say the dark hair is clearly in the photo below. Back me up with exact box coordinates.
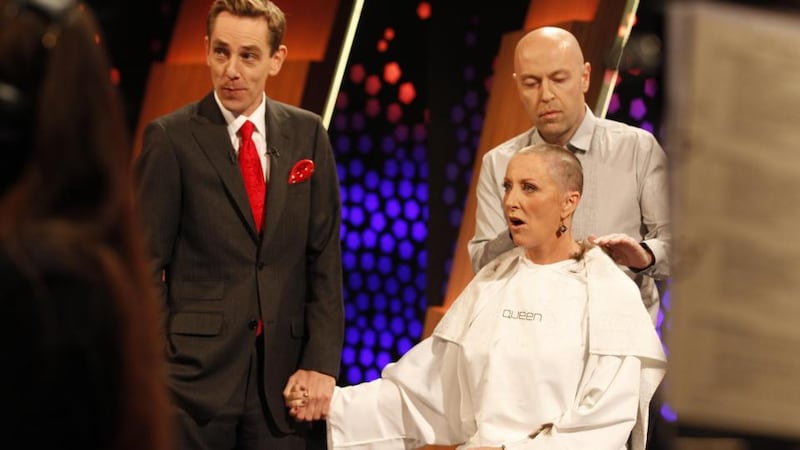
[0,1,170,448]
[0,0,131,225]
[206,0,286,54]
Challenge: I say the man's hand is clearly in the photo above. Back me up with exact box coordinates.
[589,233,653,270]
[282,369,335,422]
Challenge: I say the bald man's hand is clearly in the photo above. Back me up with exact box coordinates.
[589,233,653,270]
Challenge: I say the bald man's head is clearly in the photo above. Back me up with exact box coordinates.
[513,27,590,146]
[514,27,585,72]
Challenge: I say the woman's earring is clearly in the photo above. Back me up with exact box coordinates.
[557,222,567,237]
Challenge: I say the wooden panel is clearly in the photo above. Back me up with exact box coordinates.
[421,306,447,343]
[523,0,600,27]
[564,16,631,116]
[278,0,341,60]
[166,0,340,64]
[133,60,308,158]
[264,60,309,105]
[132,63,210,158]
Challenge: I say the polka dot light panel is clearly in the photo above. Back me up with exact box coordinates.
[332,49,429,384]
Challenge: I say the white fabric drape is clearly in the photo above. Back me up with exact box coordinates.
[327,247,666,450]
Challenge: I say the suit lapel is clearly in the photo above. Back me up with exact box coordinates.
[260,98,291,249]
[192,93,260,241]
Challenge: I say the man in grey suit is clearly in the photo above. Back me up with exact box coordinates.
[134,1,343,449]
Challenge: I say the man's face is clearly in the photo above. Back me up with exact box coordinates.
[205,11,286,117]
[513,37,589,146]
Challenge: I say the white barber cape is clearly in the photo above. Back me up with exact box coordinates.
[327,247,666,450]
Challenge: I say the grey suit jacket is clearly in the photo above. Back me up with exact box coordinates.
[134,92,344,432]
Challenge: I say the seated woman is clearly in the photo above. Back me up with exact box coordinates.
[286,143,666,450]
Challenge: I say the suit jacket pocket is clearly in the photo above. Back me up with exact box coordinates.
[170,311,223,336]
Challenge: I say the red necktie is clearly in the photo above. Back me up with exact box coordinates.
[238,120,266,233]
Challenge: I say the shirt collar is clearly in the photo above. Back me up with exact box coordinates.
[213,91,267,138]
[530,104,596,153]
[568,105,595,152]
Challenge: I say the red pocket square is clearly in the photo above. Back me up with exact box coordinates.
[288,159,315,184]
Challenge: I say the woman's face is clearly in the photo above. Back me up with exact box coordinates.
[503,153,573,251]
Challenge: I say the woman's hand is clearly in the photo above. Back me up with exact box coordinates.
[282,370,335,421]
[283,384,309,419]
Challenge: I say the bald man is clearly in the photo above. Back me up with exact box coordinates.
[469,27,670,323]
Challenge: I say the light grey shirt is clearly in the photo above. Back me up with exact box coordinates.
[468,107,670,322]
